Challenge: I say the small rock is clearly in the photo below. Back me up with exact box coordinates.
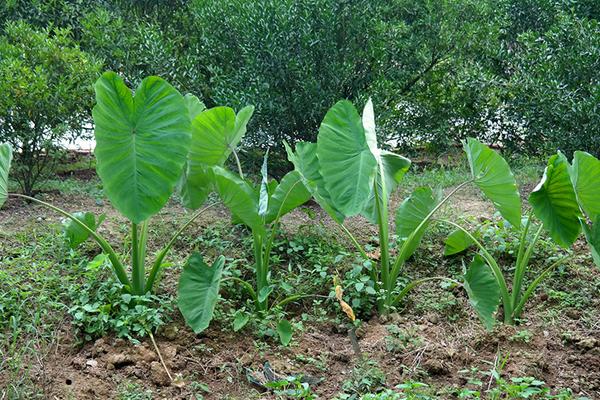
[107,353,134,369]
[427,314,440,324]
[92,338,107,356]
[150,361,171,386]
[566,309,581,320]
[238,353,253,366]
[355,323,368,338]
[86,359,98,368]
[71,356,86,369]
[136,345,157,363]
[423,359,449,375]
[576,338,597,351]
[389,313,402,324]
[331,350,353,363]
[161,324,179,341]
[162,345,177,365]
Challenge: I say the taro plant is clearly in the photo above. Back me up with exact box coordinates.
[568,151,600,269]
[442,145,588,327]
[285,98,592,322]
[285,99,463,314]
[0,72,226,334]
[173,104,311,341]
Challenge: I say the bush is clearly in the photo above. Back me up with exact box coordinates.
[0,21,100,194]
[503,13,600,156]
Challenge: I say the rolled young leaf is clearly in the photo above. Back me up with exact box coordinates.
[463,254,500,330]
[277,319,293,346]
[178,253,225,334]
[317,100,377,216]
[93,72,191,223]
[529,152,581,248]
[0,143,12,208]
[464,138,521,228]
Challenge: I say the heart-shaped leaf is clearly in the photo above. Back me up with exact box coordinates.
[569,151,600,221]
[180,105,254,209]
[265,171,311,223]
[463,254,500,330]
[93,72,191,223]
[211,166,263,235]
[177,253,225,334]
[529,152,581,248]
[277,319,293,346]
[464,138,521,228]
[284,141,345,223]
[317,100,377,216]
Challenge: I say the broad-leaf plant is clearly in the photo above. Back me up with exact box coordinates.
[0,72,227,335]
[173,104,311,343]
[442,141,600,328]
[286,99,461,313]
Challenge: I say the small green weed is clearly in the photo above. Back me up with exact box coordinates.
[68,255,173,343]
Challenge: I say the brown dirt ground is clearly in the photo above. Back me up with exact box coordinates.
[1,178,599,399]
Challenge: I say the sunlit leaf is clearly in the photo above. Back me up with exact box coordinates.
[317,100,377,216]
[464,138,521,228]
[529,152,581,248]
[93,72,191,223]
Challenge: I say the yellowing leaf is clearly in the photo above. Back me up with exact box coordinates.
[334,284,355,321]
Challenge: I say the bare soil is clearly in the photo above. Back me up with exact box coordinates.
[1,181,599,399]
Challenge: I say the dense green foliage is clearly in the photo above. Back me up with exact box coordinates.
[1,0,599,170]
[0,21,100,194]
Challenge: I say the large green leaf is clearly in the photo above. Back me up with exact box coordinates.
[284,141,345,223]
[581,217,600,268]
[395,187,442,261]
[529,152,581,248]
[464,138,521,228]
[569,151,600,221]
[211,166,263,235]
[317,100,377,216]
[93,72,191,223]
[0,143,12,208]
[444,229,474,256]
[265,171,311,223]
[463,254,500,330]
[184,93,206,121]
[362,150,411,223]
[177,253,225,334]
[62,211,106,249]
[180,105,254,209]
